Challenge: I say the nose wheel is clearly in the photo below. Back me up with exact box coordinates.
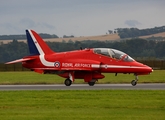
[131,80,137,86]
[131,75,138,86]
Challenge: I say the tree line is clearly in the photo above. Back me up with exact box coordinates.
[116,26,165,38]
[1,38,165,63]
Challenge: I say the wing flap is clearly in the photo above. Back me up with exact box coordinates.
[60,67,94,71]
[33,66,99,73]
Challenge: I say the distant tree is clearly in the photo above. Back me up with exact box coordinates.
[114,31,117,34]
[63,35,74,38]
[108,30,113,34]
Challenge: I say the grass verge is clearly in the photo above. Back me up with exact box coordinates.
[0,70,165,84]
[0,90,165,120]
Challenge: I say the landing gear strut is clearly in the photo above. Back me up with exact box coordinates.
[131,74,138,86]
[64,78,72,86]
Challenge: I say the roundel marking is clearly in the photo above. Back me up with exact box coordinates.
[54,61,60,67]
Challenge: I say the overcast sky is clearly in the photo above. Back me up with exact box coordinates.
[0,0,165,37]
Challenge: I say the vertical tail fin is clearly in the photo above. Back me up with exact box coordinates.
[26,29,54,55]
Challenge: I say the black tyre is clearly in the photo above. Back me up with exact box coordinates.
[64,79,72,86]
[88,82,95,86]
[131,80,137,86]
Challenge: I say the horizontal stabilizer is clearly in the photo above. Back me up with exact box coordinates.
[5,58,35,64]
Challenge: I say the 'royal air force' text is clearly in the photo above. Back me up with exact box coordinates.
[62,63,90,68]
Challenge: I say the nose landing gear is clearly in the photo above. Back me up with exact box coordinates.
[131,75,138,86]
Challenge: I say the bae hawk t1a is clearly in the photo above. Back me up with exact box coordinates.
[6,30,153,86]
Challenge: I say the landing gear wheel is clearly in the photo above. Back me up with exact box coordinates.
[88,82,95,86]
[64,79,72,86]
[131,80,137,86]
[131,74,138,86]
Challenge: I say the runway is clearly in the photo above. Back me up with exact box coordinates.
[0,83,165,90]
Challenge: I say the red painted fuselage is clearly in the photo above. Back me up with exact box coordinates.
[6,30,153,86]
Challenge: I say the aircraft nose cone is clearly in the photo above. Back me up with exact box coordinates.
[145,65,153,74]
[135,61,153,75]
[148,66,153,72]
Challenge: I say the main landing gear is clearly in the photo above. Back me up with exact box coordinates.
[88,81,95,86]
[64,78,72,86]
[88,79,97,86]
[64,78,97,86]
[131,74,138,86]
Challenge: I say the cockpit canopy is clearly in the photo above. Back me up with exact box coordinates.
[93,48,134,62]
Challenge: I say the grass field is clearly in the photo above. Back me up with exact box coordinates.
[0,71,165,119]
[0,90,164,120]
[0,70,165,84]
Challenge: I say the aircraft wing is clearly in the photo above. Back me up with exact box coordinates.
[33,67,100,74]
[5,58,35,64]
[60,67,98,71]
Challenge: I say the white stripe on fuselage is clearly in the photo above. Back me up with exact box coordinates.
[91,64,146,69]
[91,64,100,68]
[100,65,146,69]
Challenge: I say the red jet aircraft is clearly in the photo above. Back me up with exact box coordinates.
[6,30,153,86]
